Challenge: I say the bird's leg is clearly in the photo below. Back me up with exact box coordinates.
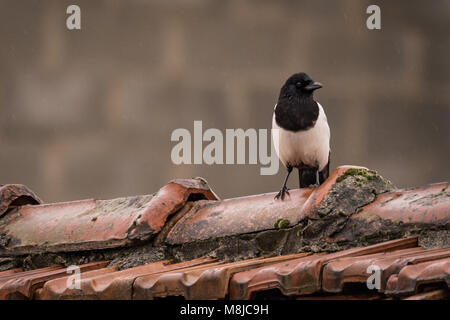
[275,165,292,200]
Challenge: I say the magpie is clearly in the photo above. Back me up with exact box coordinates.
[272,72,330,200]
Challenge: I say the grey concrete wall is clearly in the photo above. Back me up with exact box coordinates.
[0,0,449,202]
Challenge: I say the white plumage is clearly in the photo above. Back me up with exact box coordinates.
[272,102,330,171]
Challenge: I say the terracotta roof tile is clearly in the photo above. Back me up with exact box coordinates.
[133,252,311,300]
[36,266,119,300]
[322,246,450,293]
[385,258,450,296]
[0,261,109,300]
[0,184,42,218]
[0,266,61,286]
[166,166,359,244]
[354,182,449,224]
[166,189,311,244]
[229,237,419,299]
[41,257,216,300]
[0,178,218,256]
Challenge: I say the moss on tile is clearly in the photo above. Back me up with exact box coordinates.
[336,168,379,183]
[274,219,290,229]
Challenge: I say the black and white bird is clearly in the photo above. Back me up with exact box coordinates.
[272,72,330,200]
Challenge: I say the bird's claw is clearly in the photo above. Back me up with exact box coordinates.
[308,183,320,188]
[274,186,290,200]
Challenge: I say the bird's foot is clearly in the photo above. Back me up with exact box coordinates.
[308,183,320,188]
[274,186,290,200]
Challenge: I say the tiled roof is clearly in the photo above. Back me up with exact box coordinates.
[0,238,447,300]
[0,166,448,300]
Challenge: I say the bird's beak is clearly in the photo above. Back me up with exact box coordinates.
[304,81,323,91]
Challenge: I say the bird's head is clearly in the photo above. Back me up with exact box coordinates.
[280,72,322,99]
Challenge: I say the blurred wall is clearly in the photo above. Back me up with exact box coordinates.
[0,0,449,202]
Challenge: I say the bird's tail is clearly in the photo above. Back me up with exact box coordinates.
[298,168,317,188]
[298,153,330,188]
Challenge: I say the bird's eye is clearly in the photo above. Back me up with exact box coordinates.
[296,82,302,88]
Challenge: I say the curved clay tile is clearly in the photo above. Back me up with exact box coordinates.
[0,184,42,218]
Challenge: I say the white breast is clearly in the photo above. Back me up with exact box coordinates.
[272,102,330,170]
